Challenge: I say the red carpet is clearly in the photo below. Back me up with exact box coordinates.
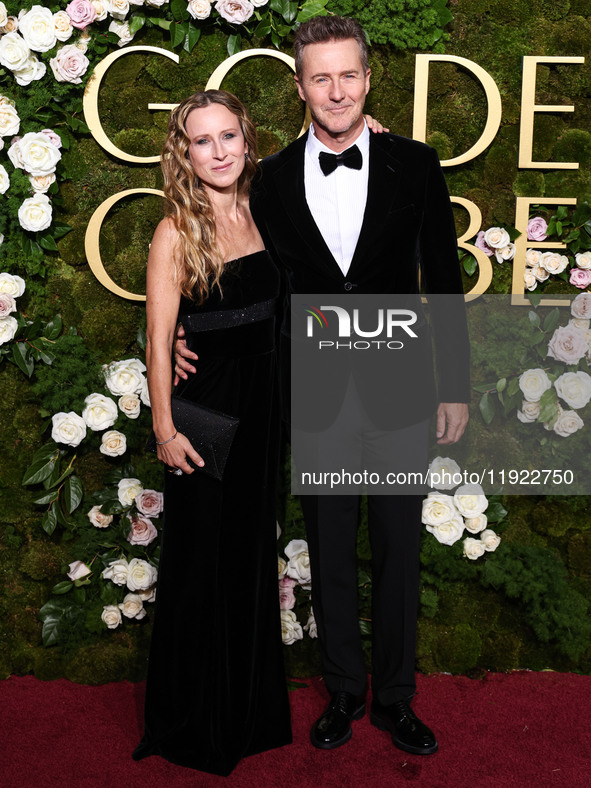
[1,672,590,787]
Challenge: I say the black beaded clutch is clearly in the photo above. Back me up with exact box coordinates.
[146,396,239,481]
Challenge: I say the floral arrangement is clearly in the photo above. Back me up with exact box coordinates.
[422,457,504,560]
[277,537,316,645]
[474,225,517,266]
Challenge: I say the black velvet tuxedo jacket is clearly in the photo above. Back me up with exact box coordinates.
[251,131,470,431]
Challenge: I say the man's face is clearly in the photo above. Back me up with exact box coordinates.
[295,38,370,144]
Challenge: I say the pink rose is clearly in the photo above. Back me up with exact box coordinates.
[127,514,158,546]
[475,230,494,257]
[527,216,548,241]
[135,489,164,517]
[0,293,16,318]
[547,325,589,365]
[571,293,591,319]
[569,267,591,290]
[66,0,96,29]
[49,44,89,84]
[41,129,62,149]
[279,587,296,610]
[214,0,254,24]
[279,576,297,590]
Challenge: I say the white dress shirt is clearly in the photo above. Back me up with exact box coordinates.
[304,122,370,276]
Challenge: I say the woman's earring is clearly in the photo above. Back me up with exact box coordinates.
[245,152,248,161]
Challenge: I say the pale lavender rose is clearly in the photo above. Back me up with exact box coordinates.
[279,575,297,590]
[50,44,90,84]
[574,252,591,270]
[135,489,164,517]
[127,514,158,546]
[475,230,494,257]
[0,293,16,318]
[571,293,591,320]
[41,129,62,149]
[279,584,296,610]
[214,0,254,24]
[547,325,589,365]
[527,216,548,241]
[67,560,91,581]
[66,0,97,29]
[569,267,591,290]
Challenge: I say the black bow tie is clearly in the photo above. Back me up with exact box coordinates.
[318,145,363,176]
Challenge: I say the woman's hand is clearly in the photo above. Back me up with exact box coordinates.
[156,431,204,474]
[364,114,390,134]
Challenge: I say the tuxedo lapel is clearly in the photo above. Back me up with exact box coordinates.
[347,134,403,279]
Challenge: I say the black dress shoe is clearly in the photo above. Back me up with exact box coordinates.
[371,698,438,755]
[310,690,366,749]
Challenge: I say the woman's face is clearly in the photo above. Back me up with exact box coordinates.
[185,103,247,193]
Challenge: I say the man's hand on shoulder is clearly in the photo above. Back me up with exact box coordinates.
[173,323,198,386]
[436,402,469,445]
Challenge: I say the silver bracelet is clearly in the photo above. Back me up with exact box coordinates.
[156,430,178,445]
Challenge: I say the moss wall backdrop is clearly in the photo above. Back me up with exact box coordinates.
[1,0,590,683]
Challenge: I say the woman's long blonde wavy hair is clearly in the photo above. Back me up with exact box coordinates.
[161,89,259,301]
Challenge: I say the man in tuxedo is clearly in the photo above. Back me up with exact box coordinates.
[177,15,469,756]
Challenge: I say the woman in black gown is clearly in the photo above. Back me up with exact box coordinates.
[133,90,291,776]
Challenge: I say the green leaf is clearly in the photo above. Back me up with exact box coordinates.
[42,505,58,536]
[149,15,172,29]
[270,29,281,48]
[556,220,563,235]
[556,205,568,220]
[11,342,34,378]
[254,20,272,37]
[538,387,559,424]
[23,315,42,340]
[52,223,72,240]
[100,500,124,516]
[528,310,540,327]
[38,234,59,252]
[170,0,190,19]
[21,233,43,259]
[23,443,60,485]
[507,377,520,397]
[171,20,189,47]
[528,292,542,309]
[73,587,87,603]
[39,598,72,646]
[463,256,477,276]
[472,381,498,394]
[32,489,59,505]
[64,475,83,514]
[52,581,73,595]
[296,0,329,23]
[358,618,372,635]
[129,13,146,35]
[227,33,241,56]
[485,500,508,523]
[43,314,62,341]
[496,377,507,394]
[542,307,560,334]
[479,392,496,425]
[184,23,201,53]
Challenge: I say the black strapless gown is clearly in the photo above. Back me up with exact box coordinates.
[134,251,292,776]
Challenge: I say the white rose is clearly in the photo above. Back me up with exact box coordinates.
[525,248,542,267]
[101,605,122,629]
[91,0,108,20]
[145,0,168,6]
[517,399,540,424]
[494,243,516,263]
[108,19,135,46]
[100,429,127,456]
[464,513,487,534]
[547,325,589,365]
[304,608,317,638]
[126,557,158,591]
[188,0,212,18]
[107,0,131,22]
[540,251,568,275]
[51,411,87,447]
[2,16,18,33]
[425,514,465,546]
[285,538,311,587]
[82,392,118,430]
[278,555,287,580]
[19,5,57,52]
[103,358,146,395]
[484,227,510,249]
[0,100,20,137]
[138,585,156,603]
[569,318,590,332]
[0,3,7,27]
[15,131,62,176]
[453,484,488,518]
[140,376,151,407]
[426,457,462,490]
[532,264,550,283]
[18,193,52,232]
[13,55,46,87]
[481,529,501,552]
[28,173,56,193]
[463,537,486,560]
[553,409,584,437]
[50,44,90,85]
[251,0,268,5]
[118,393,141,418]
[0,164,9,194]
[0,293,16,319]
[571,293,591,320]
[87,505,113,528]
[575,252,591,270]
[0,32,31,72]
[76,33,91,53]
[119,592,146,619]
[67,560,91,581]
[54,10,74,41]
[518,368,552,402]
[524,269,537,291]
[0,272,25,297]
[102,557,129,585]
[554,371,591,410]
[421,492,458,526]
[214,0,254,24]
[280,609,303,645]
[118,477,143,507]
